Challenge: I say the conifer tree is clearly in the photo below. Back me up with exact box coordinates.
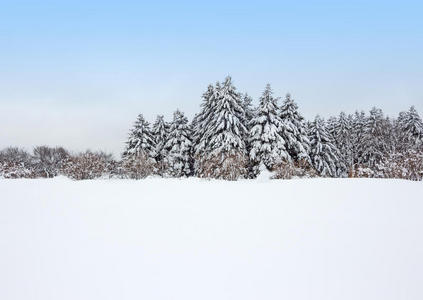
[152,115,169,174]
[192,85,217,155]
[242,93,256,177]
[249,84,288,173]
[398,106,423,149]
[242,93,255,131]
[165,110,193,177]
[309,116,344,177]
[351,110,366,167]
[201,76,248,179]
[326,116,338,140]
[122,114,156,178]
[362,107,389,169]
[334,112,353,170]
[279,93,311,163]
[123,114,156,160]
[192,84,219,175]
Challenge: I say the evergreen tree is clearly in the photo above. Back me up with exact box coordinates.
[362,107,389,169]
[192,84,219,175]
[152,115,169,174]
[326,116,338,140]
[192,85,217,157]
[201,76,248,179]
[165,110,193,177]
[249,84,288,173]
[122,114,156,178]
[397,106,423,149]
[351,110,366,167]
[242,93,256,178]
[309,116,343,177]
[334,112,353,171]
[279,93,311,163]
[242,93,255,131]
[123,114,156,161]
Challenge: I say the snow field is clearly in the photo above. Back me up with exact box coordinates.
[1,178,422,300]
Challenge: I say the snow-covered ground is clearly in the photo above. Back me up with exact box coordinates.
[1,178,422,300]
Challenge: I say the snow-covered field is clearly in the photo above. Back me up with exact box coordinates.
[1,178,422,300]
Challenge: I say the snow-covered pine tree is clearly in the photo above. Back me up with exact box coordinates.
[242,93,255,131]
[122,114,156,178]
[152,115,169,175]
[326,116,338,140]
[397,106,423,149]
[334,112,353,172]
[309,116,344,177]
[351,110,366,168]
[241,93,256,177]
[201,76,248,180]
[192,84,219,175]
[361,107,389,171]
[279,93,311,164]
[249,84,288,174]
[164,110,193,177]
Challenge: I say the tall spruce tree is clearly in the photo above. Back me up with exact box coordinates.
[122,114,157,178]
[334,112,353,171]
[242,93,255,131]
[351,110,367,167]
[164,110,193,177]
[152,115,169,174]
[309,116,344,177]
[201,76,248,179]
[362,107,389,168]
[249,84,288,173]
[123,114,156,160]
[398,106,423,149]
[279,93,311,163]
[192,85,217,156]
[192,84,219,175]
[242,93,256,178]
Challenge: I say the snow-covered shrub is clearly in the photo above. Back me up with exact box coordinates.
[273,160,317,179]
[0,147,35,178]
[201,153,248,181]
[381,150,423,181]
[62,151,114,180]
[31,146,69,178]
[121,154,156,179]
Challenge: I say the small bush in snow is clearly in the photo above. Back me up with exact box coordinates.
[62,151,114,180]
[122,154,156,179]
[0,147,35,179]
[31,146,69,178]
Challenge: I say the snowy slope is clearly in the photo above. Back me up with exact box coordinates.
[1,178,422,300]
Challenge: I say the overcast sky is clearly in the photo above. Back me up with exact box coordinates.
[1,0,422,157]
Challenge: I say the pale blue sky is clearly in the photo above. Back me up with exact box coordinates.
[1,0,422,155]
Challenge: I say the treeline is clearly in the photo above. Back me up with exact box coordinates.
[1,76,422,180]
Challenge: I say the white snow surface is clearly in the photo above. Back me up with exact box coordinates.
[1,177,422,300]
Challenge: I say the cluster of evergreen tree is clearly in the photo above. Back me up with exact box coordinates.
[121,76,423,180]
[1,76,421,180]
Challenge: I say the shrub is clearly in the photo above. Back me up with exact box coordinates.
[0,147,35,179]
[31,146,69,178]
[273,160,318,179]
[121,154,156,179]
[62,151,114,180]
[199,153,247,180]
